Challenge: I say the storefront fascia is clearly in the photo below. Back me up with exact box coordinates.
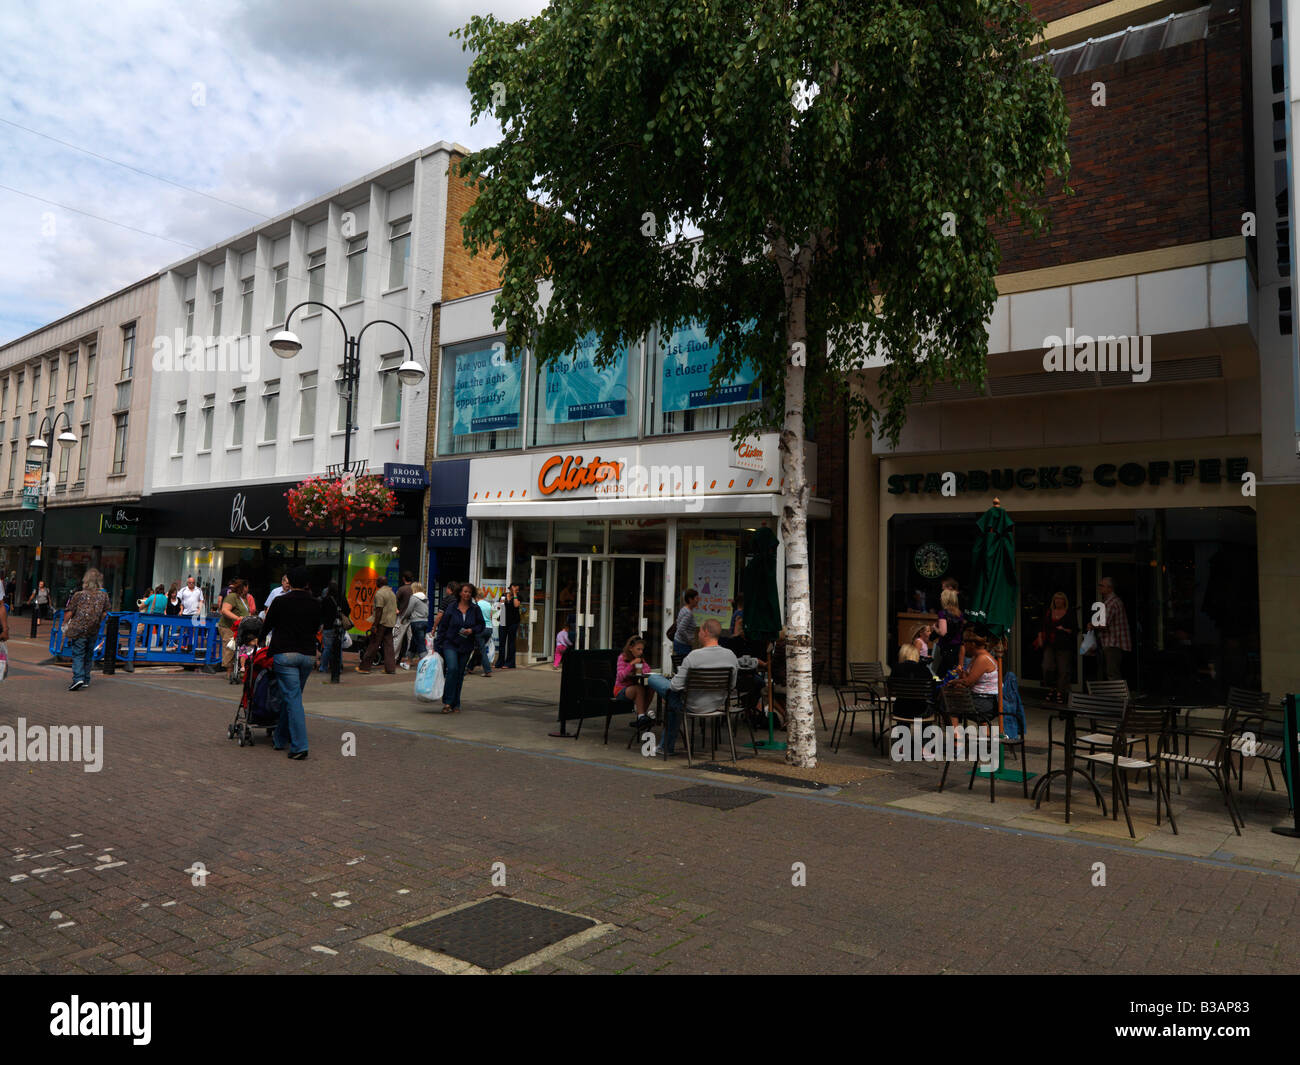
[874,434,1263,695]
[463,432,829,664]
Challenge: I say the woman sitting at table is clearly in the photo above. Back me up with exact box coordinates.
[950,627,1000,720]
[615,635,656,730]
[893,643,937,719]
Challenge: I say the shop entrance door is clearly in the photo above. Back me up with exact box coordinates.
[1016,557,1083,694]
[528,554,666,662]
[606,555,666,666]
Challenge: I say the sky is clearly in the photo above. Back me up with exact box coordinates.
[0,0,546,345]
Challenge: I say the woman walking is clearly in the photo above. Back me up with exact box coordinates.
[62,569,109,691]
[264,567,323,760]
[433,581,484,713]
[1033,591,1077,704]
[26,580,51,630]
[399,582,429,670]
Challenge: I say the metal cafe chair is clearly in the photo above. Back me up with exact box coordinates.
[680,667,743,766]
[939,685,1028,803]
[1161,706,1246,835]
[885,676,939,760]
[845,661,890,743]
[1222,688,1275,791]
[1079,704,1176,839]
[1048,683,1143,783]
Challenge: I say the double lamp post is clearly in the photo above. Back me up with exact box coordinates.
[26,412,79,638]
[269,302,425,682]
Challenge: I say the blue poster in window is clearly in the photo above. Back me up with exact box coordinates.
[453,343,520,435]
[660,321,761,413]
[543,334,630,423]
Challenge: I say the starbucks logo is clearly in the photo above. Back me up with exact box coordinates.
[913,542,948,580]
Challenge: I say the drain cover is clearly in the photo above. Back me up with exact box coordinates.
[656,784,768,810]
[392,897,598,971]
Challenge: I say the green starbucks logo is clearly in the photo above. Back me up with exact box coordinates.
[913,542,948,580]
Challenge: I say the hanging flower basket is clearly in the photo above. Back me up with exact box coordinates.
[286,474,398,533]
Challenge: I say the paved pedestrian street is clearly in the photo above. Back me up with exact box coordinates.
[2,638,1299,978]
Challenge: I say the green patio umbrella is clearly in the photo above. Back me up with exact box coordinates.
[740,524,783,751]
[968,499,1029,783]
[969,499,1017,639]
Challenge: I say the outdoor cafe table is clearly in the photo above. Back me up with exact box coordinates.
[1031,701,1125,823]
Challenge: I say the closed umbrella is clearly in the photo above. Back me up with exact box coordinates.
[740,524,783,751]
[968,499,1029,782]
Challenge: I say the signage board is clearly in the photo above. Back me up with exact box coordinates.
[384,463,430,490]
[542,334,631,424]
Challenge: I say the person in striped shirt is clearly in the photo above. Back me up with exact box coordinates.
[1090,576,1131,681]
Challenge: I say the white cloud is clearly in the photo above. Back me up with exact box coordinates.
[0,0,544,344]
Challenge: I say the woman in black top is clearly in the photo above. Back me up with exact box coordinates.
[264,567,324,759]
[433,582,484,713]
[1033,591,1077,704]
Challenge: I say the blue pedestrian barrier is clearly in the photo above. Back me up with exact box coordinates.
[50,610,221,668]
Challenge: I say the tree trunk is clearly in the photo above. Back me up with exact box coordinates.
[781,283,816,768]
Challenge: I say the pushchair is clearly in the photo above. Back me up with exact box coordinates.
[228,646,280,747]
[228,615,263,685]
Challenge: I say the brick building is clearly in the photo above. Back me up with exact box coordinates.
[846,0,1296,706]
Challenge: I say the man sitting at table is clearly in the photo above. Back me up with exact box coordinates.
[646,617,739,757]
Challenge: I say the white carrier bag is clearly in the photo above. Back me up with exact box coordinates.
[415,651,445,702]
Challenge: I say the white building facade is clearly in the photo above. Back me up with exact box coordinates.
[144,143,466,606]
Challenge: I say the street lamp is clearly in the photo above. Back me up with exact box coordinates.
[26,411,78,639]
[273,300,426,683]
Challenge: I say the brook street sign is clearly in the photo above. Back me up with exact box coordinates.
[384,463,431,490]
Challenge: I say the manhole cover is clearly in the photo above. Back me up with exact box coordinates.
[392,897,598,971]
[656,784,768,810]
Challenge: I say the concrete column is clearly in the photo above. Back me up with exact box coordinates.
[1257,483,1300,697]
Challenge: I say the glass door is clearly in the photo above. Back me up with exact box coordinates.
[641,557,665,668]
[1016,556,1082,693]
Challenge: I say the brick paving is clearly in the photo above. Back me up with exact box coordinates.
[2,639,1300,974]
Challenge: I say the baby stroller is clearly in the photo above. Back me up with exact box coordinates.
[228,615,263,685]
[228,646,280,747]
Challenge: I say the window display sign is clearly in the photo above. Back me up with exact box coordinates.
[660,321,761,413]
[686,539,737,630]
[543,333,631,423]
[453,343,521,435]
[345,549,399,635]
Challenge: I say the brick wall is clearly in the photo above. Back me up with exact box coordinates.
[992,6,1249,272]
[442,153,505,302]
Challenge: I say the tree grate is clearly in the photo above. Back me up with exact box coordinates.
[392,896,597,971]
[655,784,769,810]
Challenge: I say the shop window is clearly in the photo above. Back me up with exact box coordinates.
[346,236,366,302]
[436,336,523,455]
[262,380,280,442]
[643,322,761,439]
[307,251,326,305]
[271,264,288,326]
[387,219,410,289]
[112,412,129,475]
[120,323,135,379]
[378,354,402,424]
[76,424,89,483]
[529,333,641,448]
[240,276,255,336]
[201,394,214,451]
[297,372,317,437]
[230,387,246,447]
[173,400,187,454]
[479,520,509,586]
